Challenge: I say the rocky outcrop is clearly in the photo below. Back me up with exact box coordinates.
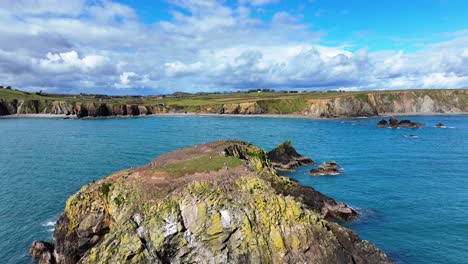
[310,161,341,176]
[32,141,390,264]
[267,140,314,171]
[435,123,446,128]
[377,116,426,129]
[29,241,54,264]
[221,102,265,114]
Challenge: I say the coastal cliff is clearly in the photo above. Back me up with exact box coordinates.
[304,90,468,117]
[32,141,392,263]
[0,99,168,117]
[1,89,466,118]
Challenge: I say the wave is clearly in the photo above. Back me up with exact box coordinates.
[42,221,55,227]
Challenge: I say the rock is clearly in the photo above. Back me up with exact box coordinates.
[30,241,54,264]
[435,123,446,128]
[377,119,388,127]
[238,102,265,114]
[398,119,411,127]
[267,140,314,171]
[222,103,240,114]
[35,141,392,264]
[310,161,341,176]
[388,116,399,128]
[408,122,420,129]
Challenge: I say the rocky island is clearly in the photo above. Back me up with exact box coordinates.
[310,161,342,176]
[267,140,314,171]
[377,116,426,129]
[31,141,392,264]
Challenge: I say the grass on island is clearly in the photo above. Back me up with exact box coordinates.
[155,156,244,177]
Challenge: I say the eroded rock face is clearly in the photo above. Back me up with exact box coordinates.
[267,140,314,171]
[310,161,341,176]
[33,141,391,264]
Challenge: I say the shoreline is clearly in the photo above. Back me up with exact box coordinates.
[1,112,467,120]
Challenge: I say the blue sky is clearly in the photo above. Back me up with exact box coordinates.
[0,0,467,94]
[118,0,468,51]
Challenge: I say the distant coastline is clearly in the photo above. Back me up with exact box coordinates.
[1,88,467,119]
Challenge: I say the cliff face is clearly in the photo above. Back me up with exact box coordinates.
[304,90,468,117]
[0,99,168,117]
[41,141,392,264]
[2,89,465,118]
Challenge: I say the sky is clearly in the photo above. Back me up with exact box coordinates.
[0,0,468,95]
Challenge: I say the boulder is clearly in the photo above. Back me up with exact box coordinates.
[29,241,54,264]
[267,140,314,171]
[388,116,399,128]
[377,119,388,127]
[310,161,341,176]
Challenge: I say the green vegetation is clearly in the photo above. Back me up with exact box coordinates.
[100,183,112,197]
[155,156,244,177]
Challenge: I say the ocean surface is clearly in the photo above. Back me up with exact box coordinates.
[0,115,467,264]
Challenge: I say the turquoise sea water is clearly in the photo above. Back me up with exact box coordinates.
[0,115,467,264]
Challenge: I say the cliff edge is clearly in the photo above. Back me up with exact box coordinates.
[33,141,392,264]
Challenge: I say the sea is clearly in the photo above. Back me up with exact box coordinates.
[0,115,467,263]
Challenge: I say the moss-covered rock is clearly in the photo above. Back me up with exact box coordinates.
[34,141,392,263]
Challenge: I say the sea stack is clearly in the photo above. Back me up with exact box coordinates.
[267,140,314,171]
[30,141,390,264]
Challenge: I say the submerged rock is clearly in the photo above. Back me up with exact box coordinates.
[310,161,342,176]
[435,123,446,128]
[32,141,391,264]
[267,140,314,171]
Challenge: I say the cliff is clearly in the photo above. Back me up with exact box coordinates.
[304,90,468,117]
[33,141,392,263]
[1,88,466,118]
[0,99,168,117]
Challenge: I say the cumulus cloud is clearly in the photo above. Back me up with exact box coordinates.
[0,0,467,94]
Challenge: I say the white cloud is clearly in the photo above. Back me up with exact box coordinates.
[239,0,280,6]
[37,51,112,74]
[0,0,467,94]
[272,12,298,24]
[114,72,138,89]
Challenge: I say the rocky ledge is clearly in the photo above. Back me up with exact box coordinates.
[267,140,314,171]
[310,161,342,176]
[31,141,391,264]
[377,116,426,129]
